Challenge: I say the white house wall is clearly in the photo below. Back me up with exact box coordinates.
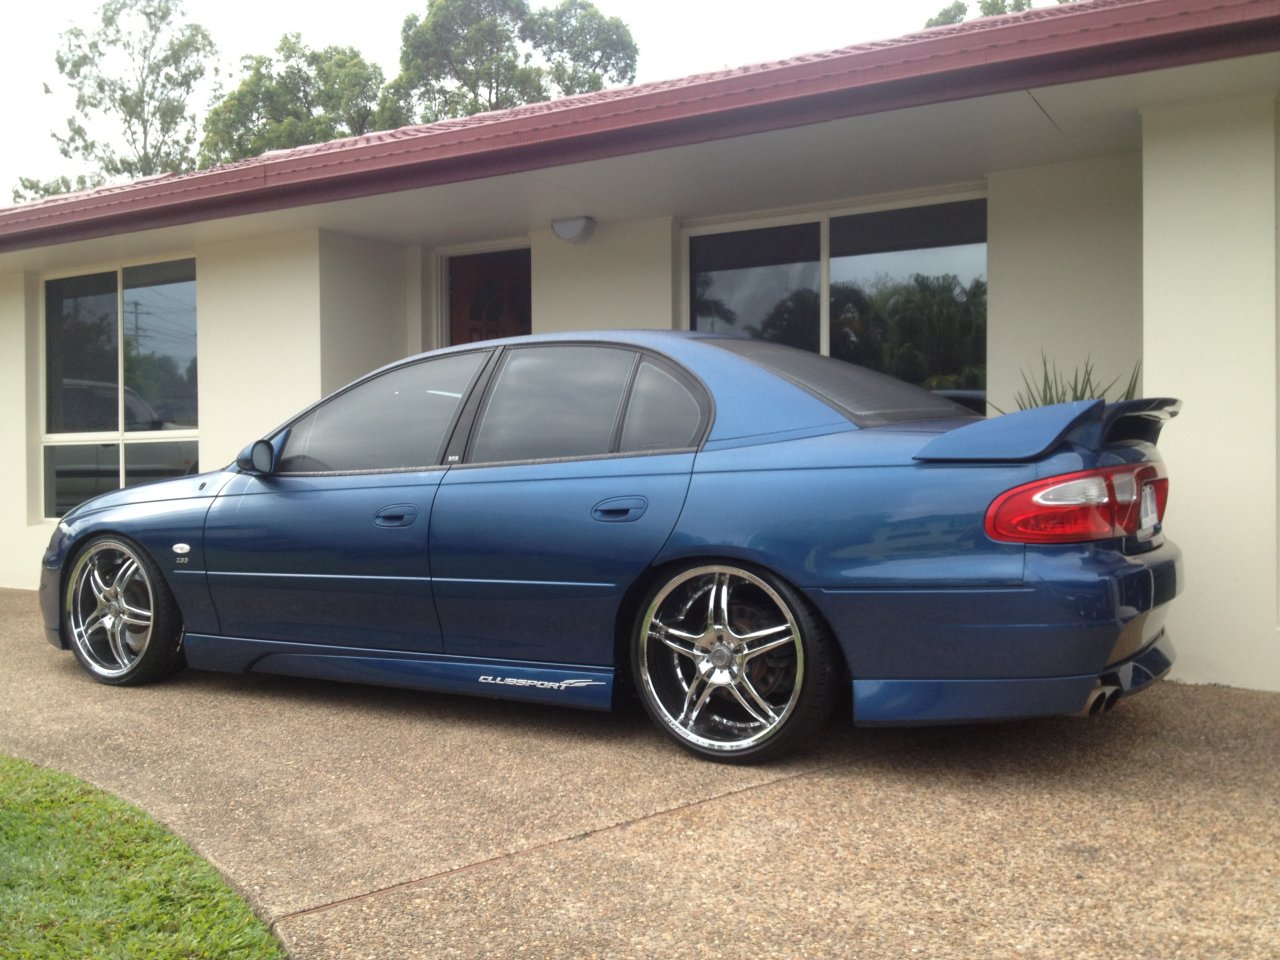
[0,271,49,589]
[195,230,324,473]
[318,232,411,395]
[531,218,678,332]
[1142,95,1280,691]
[987,154,1144,412]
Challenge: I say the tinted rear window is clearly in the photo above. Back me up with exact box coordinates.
[708,338,973,427]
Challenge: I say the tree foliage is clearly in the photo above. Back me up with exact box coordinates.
[15,0,215,201]
[926,0,1074,28]
[393,0,637,123]
[525,0,638,96]
[830,274,987,389]
[201,35,404,167]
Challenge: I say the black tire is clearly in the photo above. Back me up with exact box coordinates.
[63,536,184,686]
[632,563,839,763]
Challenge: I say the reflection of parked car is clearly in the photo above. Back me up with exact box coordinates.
[57,379,171,431]
[40,332,1181,763]
[46,381,195,516]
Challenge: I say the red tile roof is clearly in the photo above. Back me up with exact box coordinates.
[2,0,1278,251]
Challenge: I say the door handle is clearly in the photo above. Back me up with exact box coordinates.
[591,496,648,523]
[374,504,419,527]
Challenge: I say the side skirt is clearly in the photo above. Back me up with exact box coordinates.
[182,634,615,711]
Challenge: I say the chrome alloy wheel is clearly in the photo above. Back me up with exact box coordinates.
[65,539,159,679]
[637,565,805,755]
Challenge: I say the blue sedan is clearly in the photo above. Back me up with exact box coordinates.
[39,331,1181,761]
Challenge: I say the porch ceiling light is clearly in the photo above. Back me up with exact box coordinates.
[551,216,596,243]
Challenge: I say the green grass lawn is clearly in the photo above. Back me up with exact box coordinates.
[0,754,286,959]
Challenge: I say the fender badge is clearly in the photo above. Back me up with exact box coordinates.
[172,543,191,555]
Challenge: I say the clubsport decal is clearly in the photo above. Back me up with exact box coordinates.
[479,675,606,692]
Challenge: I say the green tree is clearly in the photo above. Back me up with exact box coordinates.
[926,0,1075,28]
[525,0,637,96]
[201,35,404,166]
[926,2,968,27]
[14,0,216,202]
[397,0,545,120]
[393,0,638,123]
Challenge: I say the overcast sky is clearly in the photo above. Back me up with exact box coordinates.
[0,0,1036,200]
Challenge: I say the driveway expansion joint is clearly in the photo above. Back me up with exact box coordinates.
[269,758,852,929]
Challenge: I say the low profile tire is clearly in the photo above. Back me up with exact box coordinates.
[633,563,839,763]
[63,536,184,686]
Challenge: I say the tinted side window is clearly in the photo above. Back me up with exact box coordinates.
[619,360,704,452]
[279,352,486,472]
[469,345,635,463]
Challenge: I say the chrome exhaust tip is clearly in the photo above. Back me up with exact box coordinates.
[1076,684,1122,717]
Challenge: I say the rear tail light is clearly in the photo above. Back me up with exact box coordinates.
[985,464,1169,544]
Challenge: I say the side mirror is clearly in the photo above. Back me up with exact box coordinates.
[236,439,276,475]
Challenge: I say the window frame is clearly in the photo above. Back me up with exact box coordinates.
[40,257,199,519]
[681,191,987,358]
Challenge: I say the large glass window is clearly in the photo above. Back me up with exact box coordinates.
[43,259,198,517]
[830,200,986,390]
[690,201,987,392]
[690,224,820,352]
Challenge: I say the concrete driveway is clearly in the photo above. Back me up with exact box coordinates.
[1,587,1277,959]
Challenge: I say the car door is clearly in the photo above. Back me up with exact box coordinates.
[204,350,490,651]
[430,343,709,666]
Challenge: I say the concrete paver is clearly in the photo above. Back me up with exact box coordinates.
[2,587,1276,958]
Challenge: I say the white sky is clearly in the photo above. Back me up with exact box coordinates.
[0,0,1036,199]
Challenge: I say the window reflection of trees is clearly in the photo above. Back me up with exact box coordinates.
[831,273,986,390]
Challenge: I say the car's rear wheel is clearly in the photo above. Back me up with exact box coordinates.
[633,563,838,762]
[64,537,184,685]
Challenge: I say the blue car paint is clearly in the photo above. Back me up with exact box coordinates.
[429,452,695,665]
[40,330,1181,728]
[913,399,1103,462]
[203,470,443,651]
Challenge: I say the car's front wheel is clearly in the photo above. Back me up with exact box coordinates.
[633,563,838,762]
[64,537,184,685]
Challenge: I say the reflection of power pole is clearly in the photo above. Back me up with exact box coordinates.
[126,301,142,349]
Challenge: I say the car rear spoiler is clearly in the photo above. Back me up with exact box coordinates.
[913,398,1181,463]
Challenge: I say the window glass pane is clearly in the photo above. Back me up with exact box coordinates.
[124,440,199,488]
[619,361,703,453]
[830,201,986,391]
[279,352,486,473]
[690,223,820,352]
[470,346,635,463]
[46,272,119,433]
[44,444,119,518]
[123,259,197,430]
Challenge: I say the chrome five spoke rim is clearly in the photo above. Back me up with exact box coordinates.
[66,541,155,677]
[640,566,804,752]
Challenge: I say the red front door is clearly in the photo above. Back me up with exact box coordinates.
[448,249,532,345]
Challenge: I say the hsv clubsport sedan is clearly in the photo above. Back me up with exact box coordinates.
[40,331,1182,762]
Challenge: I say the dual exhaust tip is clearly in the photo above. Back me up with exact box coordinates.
[1077,683,1122,717]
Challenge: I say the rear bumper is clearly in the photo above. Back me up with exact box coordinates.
[851,629,1175,725]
